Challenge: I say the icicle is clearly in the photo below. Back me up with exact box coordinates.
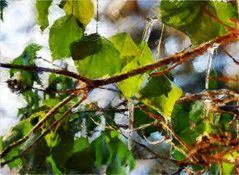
[127,99,134,150]
[156,24,165,60]
[142,18,155,43]
[204,43,220,124]
[205,51,213,90]
[205,43,220,90]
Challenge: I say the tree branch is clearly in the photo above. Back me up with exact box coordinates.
[177,89,239,104]
[221,47,239,65]
[0,63,93,85]
[1,32,238,89]
[92,32,239,86]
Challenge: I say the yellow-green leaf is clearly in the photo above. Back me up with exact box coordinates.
[64,0,94,26]
[140,77,183,118]
[36,0,52,30]
[49,15,83,59]
[117,43,153,97]
[110,32,140,58]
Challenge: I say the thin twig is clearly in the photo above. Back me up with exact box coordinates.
[177,89,239,104]
[36,57,63,69]
[150,62,181,77]
[221,47,239,65]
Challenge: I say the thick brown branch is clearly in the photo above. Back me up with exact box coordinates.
[0,63,93,85]
[92,32,239,86]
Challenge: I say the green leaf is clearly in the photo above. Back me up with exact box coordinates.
[36,0,52,30]
[43,98,61,108]
[160,1,238,44]
[218,113,237,138]
[171,149,185,161]
[74,36,122,79]
[92,134,111,168]
[51,126,92,172]
[20,132,50,174]
[139,76,182,118]
[0,137,3,151]
[115,41,182,118]
[10,43,42,87]
[64,0,94,26]
[134,108,158,137]
[46,74,76,99]
[1,118,33,168]
[110,34,182,118]
[2,119,32,148]
[107,154,124,175]
[110,32,140,61]
[51,128,74,170]
[17,90,41,117]
[71,33,102,60]
[64,137,95,173]
[49,15,83,60]
[210,1,238,27]
[117,43,154,97]
[9,46,42,117]
[171,101,207,146]
[47,156,63,175]
[72,137,89,154]
[221,151,238,174]
[106,135,135,174]
[209,164,219,175]
[139,76,172,98]
[66,146,95,174]
[92,132,135,174]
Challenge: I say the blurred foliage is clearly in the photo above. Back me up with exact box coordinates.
[160,1,238,44]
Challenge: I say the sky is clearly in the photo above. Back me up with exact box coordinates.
[0,0,36,136]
